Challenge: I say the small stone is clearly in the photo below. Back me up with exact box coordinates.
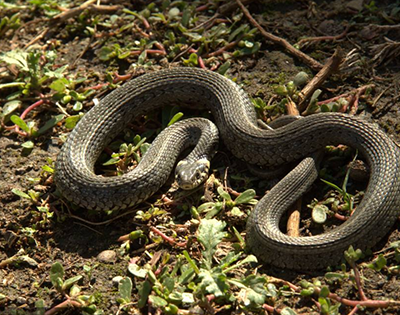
[347,0,364,11]
[112,276,124,286]
[16,297,27,305]
[97,250,116,263]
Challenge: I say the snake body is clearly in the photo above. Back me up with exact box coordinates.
[55,67,400,269]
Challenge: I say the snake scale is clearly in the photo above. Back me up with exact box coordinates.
[55,67,400,270]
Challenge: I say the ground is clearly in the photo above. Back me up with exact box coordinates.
[1,0,400,314]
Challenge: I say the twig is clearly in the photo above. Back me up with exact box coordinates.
[284,98,301,237]
[286,199,301,237]
[44,298,82,315]
[316,84,374,114]
[236,0,323,71]
[207,37,243,57]
[5,98,48,136]
[50,1,121,25]
[298,48,344,112]
[150,226,187,247]
[297,24,351,47]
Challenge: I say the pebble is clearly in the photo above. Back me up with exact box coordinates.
[16,297,27,305]
[112,276,124,286]
[97,250,116,263]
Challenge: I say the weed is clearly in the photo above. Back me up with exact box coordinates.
[125,219,267,313]
[48,262,104,314]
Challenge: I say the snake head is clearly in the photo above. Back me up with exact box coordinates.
[175,158,210,190]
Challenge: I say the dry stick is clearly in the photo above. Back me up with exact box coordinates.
[51,1,121,24]
[285,98,302,237]
[348,85,374,115]
[236,0,323,72]
[44,299,82,315]
[207,36,244,57]
[297,24,351,47]
[298,48,344,113]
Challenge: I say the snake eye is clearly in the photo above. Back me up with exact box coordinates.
[195,172,201,180]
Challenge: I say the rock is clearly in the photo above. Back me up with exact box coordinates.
[347,0,364,12]
[16,297,27,305]
[112,276,123,286]
[97,250,116,263]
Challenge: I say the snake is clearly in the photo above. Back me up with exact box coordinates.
[55,67,400,270]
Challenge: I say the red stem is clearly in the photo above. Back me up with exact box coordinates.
[150,226,187,247]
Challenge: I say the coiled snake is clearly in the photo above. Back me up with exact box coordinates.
[55,67,400,270]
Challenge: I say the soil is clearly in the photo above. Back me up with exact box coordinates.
[1,0,400,314]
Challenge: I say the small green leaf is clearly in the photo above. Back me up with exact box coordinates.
[204,201,223,219]
[118,50,131,59]
[138,280,151,308]
[234,189,256,205]
[65,114,82,129]
[73,101,83,111]
[273,84,288,96]
[37,114,64,135]
[50,262,64,290]
[11,188,30,199]
[10,115,29,132]
[2,100,21,116]
[49,78,69,92]
[128,263,147,278]
[167,112,184,126]
[325,272,346,282]
[168,7,180,18]
[102,157,120,165]
[42,165,54,173]
[21,140,34,149]
[232,274,267,306]
[182,250,200,274]
[138,50,147,64]
[312,204,328,224]
[231,206,244,216]
[344,245,363,265]
[367,254,387,271]
[69,284,81,297]
[217,186,231,201]
[62,275,83,291]
[319,286,330,298]
[218,61,231,75]
[0,82,25,90]
[197,202,216,213]
[199,269,229,297]
[149,295,168,307]
[118,277,132,303]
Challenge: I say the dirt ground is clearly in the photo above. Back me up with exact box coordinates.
[1,0,400,314]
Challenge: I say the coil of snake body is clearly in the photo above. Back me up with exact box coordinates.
[55,67,400,270]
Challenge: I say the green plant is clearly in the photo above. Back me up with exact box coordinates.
[0,12,21,37]
[128,219,268,313]
[196,187,257,218]
[0,49,67,95]
[49,262,103,314]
